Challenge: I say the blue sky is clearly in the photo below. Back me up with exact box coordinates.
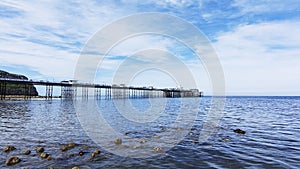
[0,0,300,95]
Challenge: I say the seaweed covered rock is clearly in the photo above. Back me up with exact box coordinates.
[6,156,21,166]
[47,155,52,161]
[24,150,31,155]
[93,150,100,155]
[3,146,16,152]
[40,152,49,159]
[36,147,44,153]
[60,142,77,151]
[234,129,246,134]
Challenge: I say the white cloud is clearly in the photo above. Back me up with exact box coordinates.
[108,35,175,60]
[0,36,77,79]
[214,20,300,95]
[202,13,212,21]
[0,0,132,80]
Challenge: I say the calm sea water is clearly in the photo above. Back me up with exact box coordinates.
[0,96,299,168]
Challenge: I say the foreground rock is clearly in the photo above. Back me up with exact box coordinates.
[91,152,96,158]
[47,155,52,161]
[24,150,31,155]
[68,142,76,148]
[79,151,85,156]
[40,152,49,159]
[60,142,77,151]
[153,147,163,152]
[3,146,16,152]
[36,147,44,153]
[91,150,101,158]
[6,156,21,166]
[60,145,68,151]
[234,129,246,134]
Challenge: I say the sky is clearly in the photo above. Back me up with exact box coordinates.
[0,0,300,96]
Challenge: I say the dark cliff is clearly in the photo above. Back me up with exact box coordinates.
[0,70,38,96]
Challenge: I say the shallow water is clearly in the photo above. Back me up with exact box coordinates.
[0,96,300,168]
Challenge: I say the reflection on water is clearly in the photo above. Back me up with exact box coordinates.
[0,97,300,168]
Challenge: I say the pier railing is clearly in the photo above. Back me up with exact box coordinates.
[0,78,203,100]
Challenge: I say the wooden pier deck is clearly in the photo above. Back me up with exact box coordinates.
[0,78,203,100]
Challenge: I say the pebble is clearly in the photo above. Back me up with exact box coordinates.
[36,147,44,153]
[6,156,21,166]
[60,142,77,151]
[40,152,49,159]
[153,147,163,152]
[3,146,16,152]
[91,152,96,158]
[47,155,52,161]
[91,150,101,158]
[234,129,246,134]
[114,138,122,145]
[79,151,85,156]
[60,145,68,151]
[68,142,76,148]
[24,150,31,155]
[139,139,146,144]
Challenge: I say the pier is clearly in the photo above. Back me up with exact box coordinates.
[0,78,203,100]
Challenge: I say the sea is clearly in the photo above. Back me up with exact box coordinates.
[0,96,299,168]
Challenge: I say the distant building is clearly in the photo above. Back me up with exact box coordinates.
[179,89,202,97]
[190,89,201,97]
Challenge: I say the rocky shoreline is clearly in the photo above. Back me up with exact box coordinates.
[2,142,102,168]
[0,70,38,96]
[0,95,61,101]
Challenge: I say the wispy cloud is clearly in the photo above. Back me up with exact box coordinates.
[0,0,131,80]
[215,20,300,95]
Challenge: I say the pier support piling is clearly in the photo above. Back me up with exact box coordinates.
[45,85,53,99]
[0,80,6,100]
